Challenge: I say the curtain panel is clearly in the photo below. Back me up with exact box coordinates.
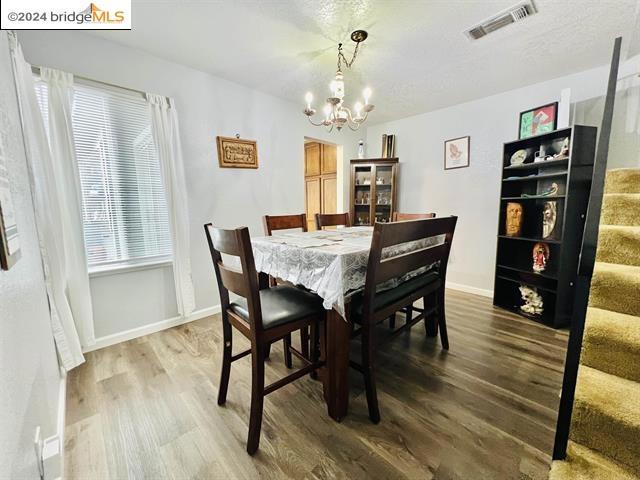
[146,93,196,317]
[9,38,93,370]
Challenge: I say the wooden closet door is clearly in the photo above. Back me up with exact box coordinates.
[305,143,321,177]
[321,176,337,215]
[321,144,337,174]
[305,177,321,231]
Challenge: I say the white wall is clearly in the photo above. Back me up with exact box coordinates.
[0,32,62,479]
[18,31,359,340]
[366,65,613,295]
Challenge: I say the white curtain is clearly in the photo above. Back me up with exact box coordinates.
[146,94,195,317]
[9,38,94,370]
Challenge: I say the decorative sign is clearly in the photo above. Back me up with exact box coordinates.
[216,136,258,169]
[444,136,470,170]
[519,102,558,139]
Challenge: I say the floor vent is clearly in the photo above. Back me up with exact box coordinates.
[465,1,537,40]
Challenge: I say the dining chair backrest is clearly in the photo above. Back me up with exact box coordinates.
[315,212,351,230]
[392,212,436,222]
[362,216,458,318]
[204,223,263,333]
[263,214,307,236]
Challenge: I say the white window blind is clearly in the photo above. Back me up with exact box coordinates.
[34,79,172,270]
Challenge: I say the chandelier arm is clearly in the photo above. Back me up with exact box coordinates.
[307,117,329,127]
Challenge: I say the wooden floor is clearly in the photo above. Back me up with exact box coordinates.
[65,289,569,479]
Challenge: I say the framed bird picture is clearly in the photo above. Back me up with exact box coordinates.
[444,136,470,170]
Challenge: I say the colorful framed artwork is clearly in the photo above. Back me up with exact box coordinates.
[444,136,470,170]
[216,136,258,169]
[519,102,558,139]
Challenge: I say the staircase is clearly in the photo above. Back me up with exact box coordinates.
[550,168,640,479]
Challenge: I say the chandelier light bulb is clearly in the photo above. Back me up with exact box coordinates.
[323,103,332,120]
[354,102,363,118]
[363,87,372,105]
[305,92,313,109]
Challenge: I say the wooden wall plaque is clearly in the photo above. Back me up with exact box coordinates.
[216,136,258,169]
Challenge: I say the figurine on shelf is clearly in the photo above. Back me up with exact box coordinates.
[532,242,550,273]
[522,182,559,198]
[505,202,524,237]
[519,285,544,316]
[553,137,570,160]
[542,201,557,239]
[534,150,545,163]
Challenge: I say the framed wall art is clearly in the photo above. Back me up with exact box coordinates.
[216,136,258,169]
[444,135,470,170]
[519,102,558,139]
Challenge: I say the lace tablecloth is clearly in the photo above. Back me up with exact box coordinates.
[251,227,442,317]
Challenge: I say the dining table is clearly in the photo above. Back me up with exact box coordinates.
[251,226,441,421]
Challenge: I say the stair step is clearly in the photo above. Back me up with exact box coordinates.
[549,441,639,480]
[601,193,640,226]
[596,225,640,267]
[571,366,640,476]
[589,262,640,318]
[582,307,640,383]
[605,168,640,194]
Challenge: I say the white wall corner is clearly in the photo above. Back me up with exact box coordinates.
[84,304,222,353]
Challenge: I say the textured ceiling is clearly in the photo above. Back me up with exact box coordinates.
[92,0,640,124]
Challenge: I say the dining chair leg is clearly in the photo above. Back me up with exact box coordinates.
[310,320,320,379]
[405,304,413,323]
[361,324,380,424]
[300,326,310,360]
[247,346,266,455]
[424,294,438,337]
[388,314,396,329]
[437,288,449,350]
[264,343,271,360]
[283,333,293,368]
[218,314,233,406]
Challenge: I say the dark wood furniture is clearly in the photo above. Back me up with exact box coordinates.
[493,126,597,327]
[389,212,437,328]
[262,214,312,366]
[305,142,337,231]
[392,212,436,221]
[204,223,325,454]
[351,217,457,422]
[350,158,399,226]
[315,212,351,230]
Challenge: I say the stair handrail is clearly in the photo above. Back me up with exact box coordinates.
[552,36,622,460]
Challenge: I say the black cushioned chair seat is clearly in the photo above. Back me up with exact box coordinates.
[229,285,324,330]
[351,271,441,323]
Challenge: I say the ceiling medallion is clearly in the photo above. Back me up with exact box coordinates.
[303,30,374,132]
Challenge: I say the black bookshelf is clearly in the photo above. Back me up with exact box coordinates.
[493,126,597,328]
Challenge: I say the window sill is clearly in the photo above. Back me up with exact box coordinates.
[88,259,173,278]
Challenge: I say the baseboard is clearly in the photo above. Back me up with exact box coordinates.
[83,305,221,353]
[40,370,66,480]
[446,281,493,298]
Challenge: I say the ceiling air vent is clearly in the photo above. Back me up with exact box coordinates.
[465,1,537,40]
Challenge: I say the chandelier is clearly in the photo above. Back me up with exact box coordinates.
[303,30,375,132]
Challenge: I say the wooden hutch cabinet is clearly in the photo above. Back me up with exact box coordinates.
[350,158,399,226]
[304,142,337,231]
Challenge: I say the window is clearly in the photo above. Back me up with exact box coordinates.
[34,79,172,271]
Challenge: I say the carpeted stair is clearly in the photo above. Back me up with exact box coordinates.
[550,168,640,480]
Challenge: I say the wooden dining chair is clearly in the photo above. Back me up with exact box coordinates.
[390,212,437,328]
[204,223,325,454]
[262,214,311,367]
[350,216,457,423]
[315,212,351,230]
